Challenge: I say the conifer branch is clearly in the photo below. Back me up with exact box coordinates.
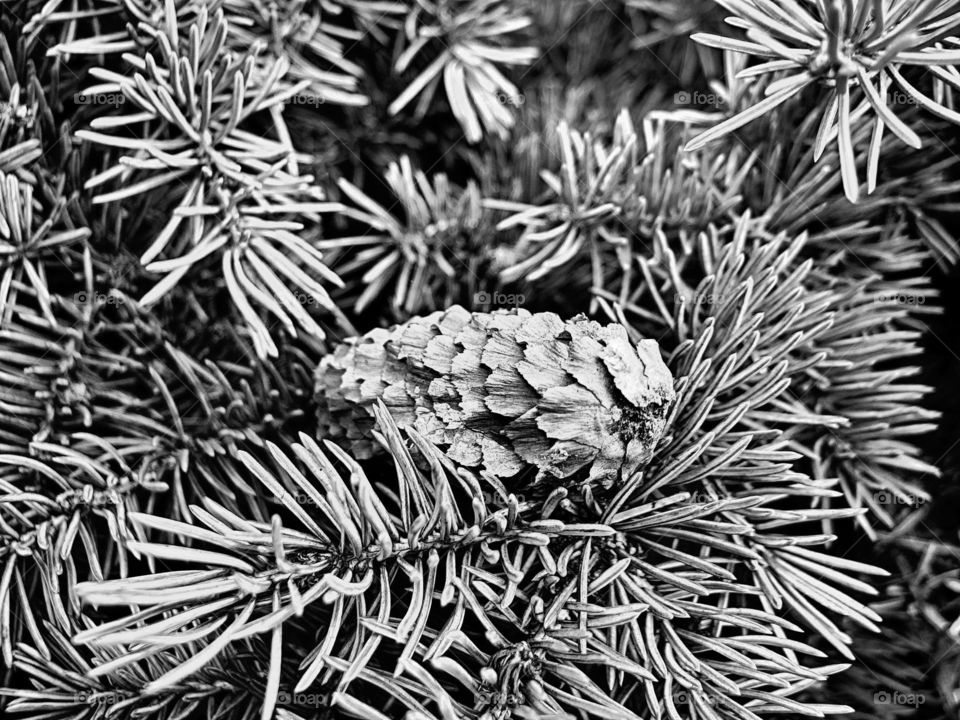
[70,406,624,719]
[320,155,490,316]
[688,0,960,202]
[388,0,539,143]
[1,2,957,718]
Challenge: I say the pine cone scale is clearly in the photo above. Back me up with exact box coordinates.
[316,307,675,486]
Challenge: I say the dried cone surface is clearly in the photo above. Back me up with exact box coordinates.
[316,306,675,485]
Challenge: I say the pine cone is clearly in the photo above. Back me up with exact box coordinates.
[315,306,675,486]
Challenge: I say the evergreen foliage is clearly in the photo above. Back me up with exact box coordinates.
[1,1,959,719]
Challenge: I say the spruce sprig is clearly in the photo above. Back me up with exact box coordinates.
[321,155,489,316]
[388,0,539,143]
[487,110,742,294]
[0,1,956,718]
[223,0,396,108]
[0,172,90,322]
[67,5,353,357]
[70,404,625,719]
[687,0,960,202]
